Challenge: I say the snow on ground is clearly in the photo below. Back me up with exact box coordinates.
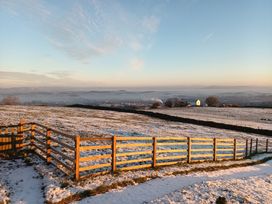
[149,174,272,204]
[0,105,269,140]
[1,105,271,203]
[77,157,272,204]
[151,107,272,130]
[1,105,270,173]
[29,154,272,203]
[0,158,44,204]
[1,154,271,203]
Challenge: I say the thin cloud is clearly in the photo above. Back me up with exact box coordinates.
[142,16,160,33]
[46,71,72,79]
[202,32,215,43]
[130,58,144,71]
[1,0,163,62]
[0,71,99,87]
[129,41,143,52]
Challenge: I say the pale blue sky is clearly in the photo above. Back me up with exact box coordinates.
[0,0,271,87]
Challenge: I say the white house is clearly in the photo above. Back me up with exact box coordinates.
[195,99,201,107]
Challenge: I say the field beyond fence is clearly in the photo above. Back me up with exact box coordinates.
[0,120,271,181]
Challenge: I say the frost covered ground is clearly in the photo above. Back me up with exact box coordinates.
[149,174,272,204]
[1,153,271,203]
[75,154,272,204]
[151,107,272,130]
[0,158,44,204]
[0,105,272,203]
[78,157,272,204]
[0,105,270,140]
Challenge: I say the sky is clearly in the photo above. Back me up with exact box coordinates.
[0,0,272,88]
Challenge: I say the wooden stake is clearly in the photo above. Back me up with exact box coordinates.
[213,138,217,161]
[250,139,253,155]
[31,124,36,150]
[18,119,23,135]
[74,135,80,181]
[255,138,258,154]
[0,128,2,152]
[152,137,157,168]
[5,128,9,151]
[17,119,24,149]
[46,128,51,164]
[112,135,117,173]
[11,128,16,157]
[266,139,269,153]
[233,139,237,160]
[187,137,191,163]
[245,139,248,158]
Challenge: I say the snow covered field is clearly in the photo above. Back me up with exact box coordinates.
[0,154,271,203]
[151,107,272,130]
[149,174,272,204]
[148,161,272,204]
[0,105,269,140]
[73,154,272,204]
[1,105,271,203]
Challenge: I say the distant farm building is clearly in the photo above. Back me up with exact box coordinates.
[195,99,201,107]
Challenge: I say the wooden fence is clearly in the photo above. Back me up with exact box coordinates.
[0,120,271,181]
[0,120,31,156]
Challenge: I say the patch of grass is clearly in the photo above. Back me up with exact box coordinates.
[133,177,149,184]
[24,157,33,166]
[113,169,122,176]
[172,156,272,176]
[47,177,151,204]
[0,201,7,204]
[78,190,91,198]
[60,182,69,189]
[216,196,227,204]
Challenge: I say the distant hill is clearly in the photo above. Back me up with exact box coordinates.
[0,86,271,107]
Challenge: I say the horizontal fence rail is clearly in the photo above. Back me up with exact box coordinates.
[0,120,272,181]
[0,120,31,156]
[31,122,76,177]
[76,136,271,180]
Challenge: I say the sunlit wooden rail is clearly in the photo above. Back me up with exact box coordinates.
[0,120,271,181]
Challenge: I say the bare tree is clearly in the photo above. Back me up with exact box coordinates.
[1,96,21,105]
[205,96,220,107]
[150,101,162,109]
[164,98,188,108]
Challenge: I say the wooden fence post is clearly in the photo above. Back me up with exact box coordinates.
[0,128,2,152]
[152,137,157,168]
[5,128,9,151]
[31,124,36,150]
[213,138,217,161]
[250,139,253,155]
[233,139,237,160]
[46,128,51,164]
[74,135,80,181]
[266,139,269,153]
[11,128,17,157]
[187,137,191,163]
[245,139,248,158]
[112,135,117,173]
[17,119,24,149]
[255,138,258,154]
